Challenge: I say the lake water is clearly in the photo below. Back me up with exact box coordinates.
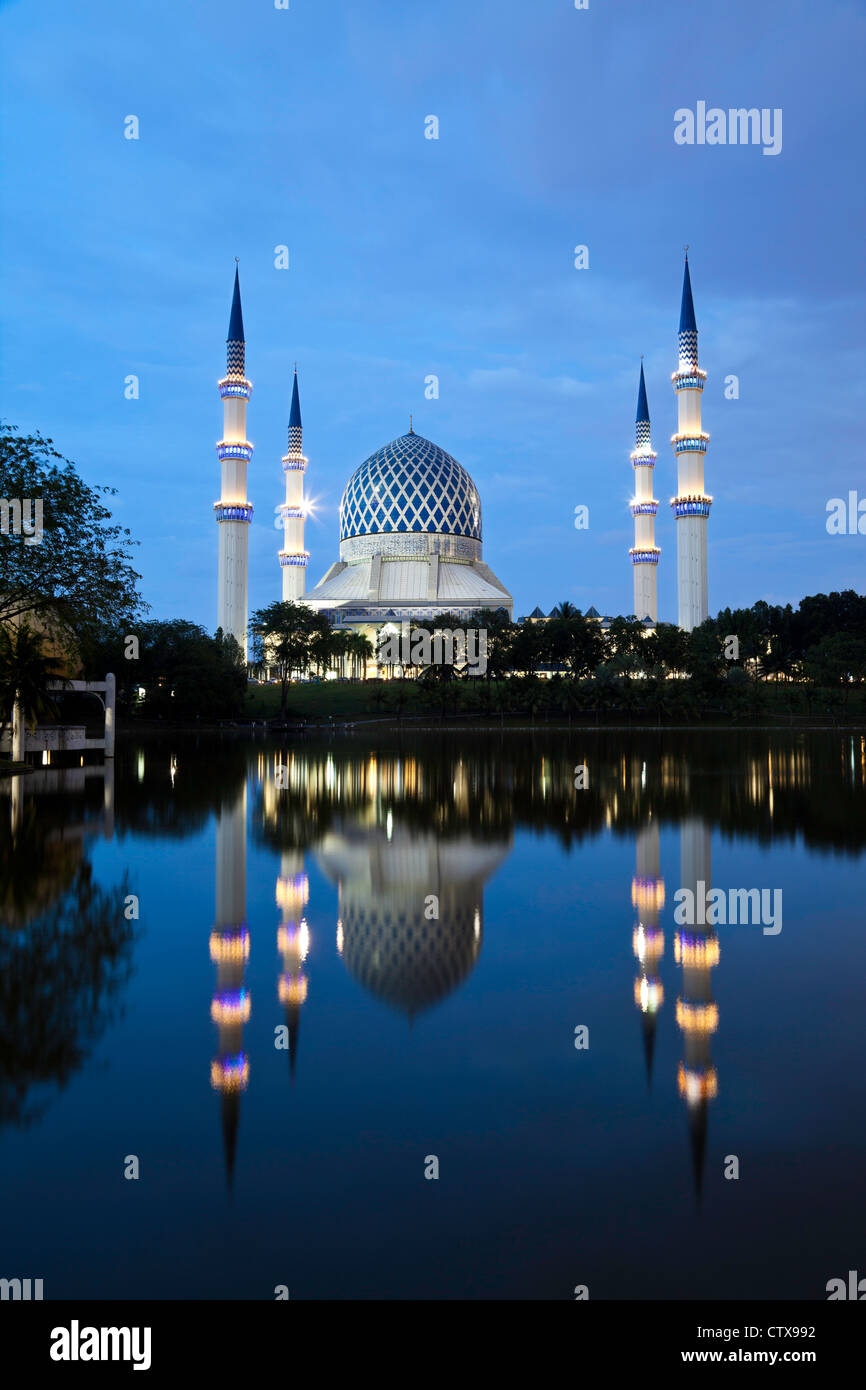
[2,728,864,1300]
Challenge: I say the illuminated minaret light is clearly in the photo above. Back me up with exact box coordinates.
[209,783,250,1187]
[671,253,711,632]
[278,368,309,598]
[215,264,254,659]
[632,817,665,1084]
[276,850,310,1080]
[675,818,719,1200]
[629,361,660,623]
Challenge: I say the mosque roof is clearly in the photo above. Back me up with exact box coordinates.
[340,432,482,543]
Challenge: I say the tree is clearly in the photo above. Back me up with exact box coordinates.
[0,425,144,646]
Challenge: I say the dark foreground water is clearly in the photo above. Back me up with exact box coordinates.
[1,728,864,1300]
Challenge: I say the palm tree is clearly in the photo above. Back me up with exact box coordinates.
[348,632,374,681]
[0,624,64,754]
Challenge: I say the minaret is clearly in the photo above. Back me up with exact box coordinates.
[671,254,711,632]
[629,361,660,623]
[632,817,665,1084]
[279,368,309,599]
[209,781,251,1188]
[215,265,254,658]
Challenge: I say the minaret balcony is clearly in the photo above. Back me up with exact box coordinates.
[634,977,664,1013]
[671,495,712,518]
[630,448,657,466]
[630,501,659,516]
[279,551,310,567]
[629,547,661,565]
[279,504,305,520]
[671,433,709,453]
[216,440,254,462]
[218,377,252,400]
[672,368,706,392]
[281,452,308,473]
[214,501,254,524]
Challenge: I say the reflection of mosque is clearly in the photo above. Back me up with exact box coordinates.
[316,823,509,1019]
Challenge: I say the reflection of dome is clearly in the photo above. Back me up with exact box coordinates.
[340,433,482,545]
[315,823,509,1017]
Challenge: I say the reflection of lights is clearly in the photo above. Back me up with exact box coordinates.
[632,925,664,963]
[211,1053,249,1091]
[170,755,177,787]
[386,810,393,841]
[279,975,308,1006]
[336,919,344,954]
[276,874,309,913]
[635,977,664,1012]
[677,1063,718,1102]
[42,749,50,766]
[277,919,310,962]
[209,927,250,963]
[674,932,720,967]
[473,908,481,940]
[676,999,718,1033]
[136,752,145,782]
[211,989,251,1025]
[631,878,665,915]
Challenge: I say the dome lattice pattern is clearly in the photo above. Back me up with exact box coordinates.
[340,433,482,543]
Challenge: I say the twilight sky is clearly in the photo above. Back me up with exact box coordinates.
[2,0,864,625]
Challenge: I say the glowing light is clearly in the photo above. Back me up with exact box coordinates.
[677,1063,718,1102]
[633,925,664,962]
[211,1053,249,1091]
[209,927,250,963]
[279,975,308,1005]
[211,989,251,1025]
[635,977,664,1012]
[676,999,719,1033]
[674,932,720,967]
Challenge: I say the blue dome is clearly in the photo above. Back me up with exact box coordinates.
[340,433,482,543]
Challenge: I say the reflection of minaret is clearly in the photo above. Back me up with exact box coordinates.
[209,783,250,1187]
[675,818,718,1199]
[276,850,309,1080]
[631,818,665,1085]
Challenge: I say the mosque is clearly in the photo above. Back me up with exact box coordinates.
[213,255,711,660]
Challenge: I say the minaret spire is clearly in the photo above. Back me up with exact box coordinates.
[671,253,711,631]
[279,366,309,598]
[215,265,254,659]
[629,361,659,623]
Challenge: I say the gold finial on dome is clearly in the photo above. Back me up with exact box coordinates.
[409,413,414,434]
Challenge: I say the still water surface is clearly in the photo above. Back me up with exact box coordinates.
[1,729,864,1299]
